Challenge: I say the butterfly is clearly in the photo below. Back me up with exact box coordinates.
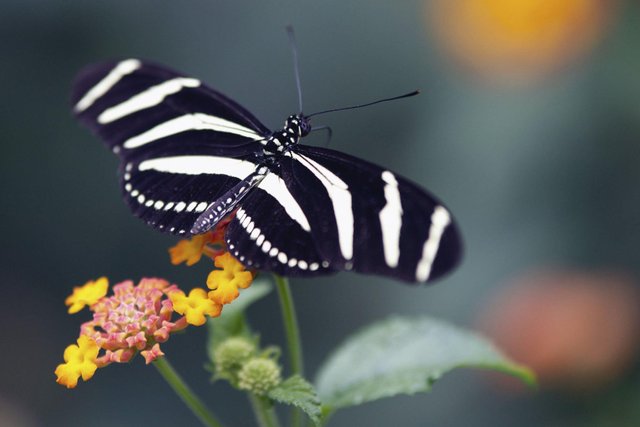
[71,58,462,283]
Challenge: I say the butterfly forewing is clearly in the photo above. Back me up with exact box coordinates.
[72,59,270,154]
[72,59,269,234]
[282,145,462,283]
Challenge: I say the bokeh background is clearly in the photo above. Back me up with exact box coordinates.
[2,0,640,426]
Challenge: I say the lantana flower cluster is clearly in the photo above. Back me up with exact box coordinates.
[55,222,254,389]
[56,277,185,388]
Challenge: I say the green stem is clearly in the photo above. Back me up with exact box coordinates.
[273,274,304,427]
[273,274,304,376]
[153,357,225,427]
[248,393,281,427]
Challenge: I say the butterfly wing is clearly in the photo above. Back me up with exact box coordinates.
[276,145,462,283]
[72,59,270,153]
[119,155,261,235]
[224,179,336,276]
[72,59,269,234]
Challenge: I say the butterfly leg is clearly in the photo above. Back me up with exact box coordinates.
[191,166,269,234]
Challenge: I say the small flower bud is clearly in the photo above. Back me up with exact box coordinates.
[213,337,256,378]
[237,357,282,395]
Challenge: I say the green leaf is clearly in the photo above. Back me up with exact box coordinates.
[206,279,272,361]
[268,375,322,426]
[315,316,535,410]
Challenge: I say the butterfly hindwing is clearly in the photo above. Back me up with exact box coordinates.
[224,178,335,277]
[121,154,265,235]
[282,145,462,283]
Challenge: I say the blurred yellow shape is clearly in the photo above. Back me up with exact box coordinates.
[430,0,614,83]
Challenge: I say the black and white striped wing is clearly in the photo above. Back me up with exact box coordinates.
[71,59,268,234]
[119,155,261,235]
[279,145,462,283]
[224,182,336,277]
[72,59,270,154]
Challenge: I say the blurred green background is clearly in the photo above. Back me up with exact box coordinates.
[2,0,640,426]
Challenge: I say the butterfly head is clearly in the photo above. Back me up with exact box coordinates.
[285,115,312,138]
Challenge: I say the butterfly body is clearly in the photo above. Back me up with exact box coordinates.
[72,59,462,283]
[260,115,312,156]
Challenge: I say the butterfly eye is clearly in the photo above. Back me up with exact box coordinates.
[298,117,312,137]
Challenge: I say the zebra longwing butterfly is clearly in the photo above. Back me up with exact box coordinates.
[71,58,462,283]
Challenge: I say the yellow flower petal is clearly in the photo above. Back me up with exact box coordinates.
[169,233,215,266]
[55,336,100,388]
[65,277,109,314]
[207,252,253,305]
[170,288,222,326]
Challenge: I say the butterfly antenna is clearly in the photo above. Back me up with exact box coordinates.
[286,25,304,114]
[307,90,420,118]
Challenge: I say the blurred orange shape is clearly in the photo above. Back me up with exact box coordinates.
[479,271,640,390]
[429,0,616,84]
